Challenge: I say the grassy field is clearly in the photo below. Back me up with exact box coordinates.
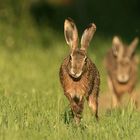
[0,34,140,140]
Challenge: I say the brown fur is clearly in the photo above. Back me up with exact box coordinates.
[105,36,139,107]
[59,18,100,123]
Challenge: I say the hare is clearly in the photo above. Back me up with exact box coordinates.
[105,36,139,108]
[59,18,100,123]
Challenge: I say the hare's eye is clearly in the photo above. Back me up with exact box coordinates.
[69,55,72,61]
[84,57,87,63]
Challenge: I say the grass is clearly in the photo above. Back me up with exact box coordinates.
[0,30,140,140]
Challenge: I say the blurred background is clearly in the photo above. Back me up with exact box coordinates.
[0,0,140,49]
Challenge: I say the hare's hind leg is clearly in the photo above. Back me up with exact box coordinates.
[87,94,98,119]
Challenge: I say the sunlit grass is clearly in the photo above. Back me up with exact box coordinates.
[0,30,140,140]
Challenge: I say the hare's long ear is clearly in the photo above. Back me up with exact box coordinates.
[112,36,123,59]
[80,23,96,52]
[64,18,79,50]
[128,37,139,57]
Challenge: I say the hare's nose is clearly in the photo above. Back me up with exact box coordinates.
[70,69,75,75]
[70,69,82,78]
[75,72,82,78]
[118,74,129,83]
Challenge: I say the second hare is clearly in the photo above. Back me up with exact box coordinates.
[59,18,100,123]
[105,36,139,108]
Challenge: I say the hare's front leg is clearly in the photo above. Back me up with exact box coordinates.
[71,98,84,124]
[112,93,121,108]
[129,91,138,108]
[64,92,84,123]
[64,91,73,103]
[107,76,121,108]
[87,94,98,119]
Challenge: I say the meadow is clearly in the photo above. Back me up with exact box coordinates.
[0,24,140,140]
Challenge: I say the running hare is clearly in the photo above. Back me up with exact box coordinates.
[105,36,139,108]
[59,18,100,123]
